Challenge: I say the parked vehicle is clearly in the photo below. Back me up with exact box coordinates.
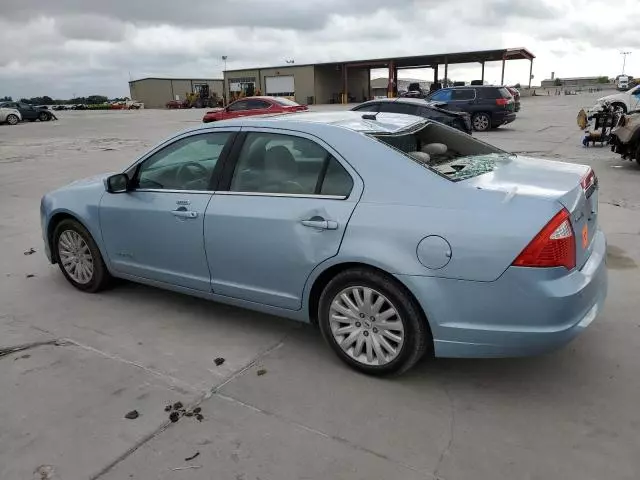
[617,75,629,91]
[591,85,640,113]
[610,111,640,165]
[426,85,516,131]
[351,98,472,134]
[506,87,521,112]
[40,112,607,375]
[0,101,54,121]
[203,96,308,122]
[0,106,22,125]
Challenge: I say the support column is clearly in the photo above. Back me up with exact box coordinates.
[387,60,396,98]
[501,58,506,85]
[433,64,439,87]
[392,65,398,97]
[342,64,348,104]
[481,62,485,83]
[528,58,534,89]
[444,57,448,87]
[368,68,371,100]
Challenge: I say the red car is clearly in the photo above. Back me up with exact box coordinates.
[202,96,308,123]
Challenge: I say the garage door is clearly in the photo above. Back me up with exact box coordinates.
[265,76,295,97]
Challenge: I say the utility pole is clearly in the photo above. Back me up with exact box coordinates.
[621,51,631,74]
[222,56,228,106]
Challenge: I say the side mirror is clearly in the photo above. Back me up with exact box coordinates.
[105,173,130,193]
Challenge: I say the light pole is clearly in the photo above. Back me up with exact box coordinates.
[222,56,228,106]
[621,51,631,74]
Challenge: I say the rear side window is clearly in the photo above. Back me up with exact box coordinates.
[451,89,475,100]
[377,102,421,115]
[477,88,511,99]
[246,99,271,109]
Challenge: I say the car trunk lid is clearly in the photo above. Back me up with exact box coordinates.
[465,155,597,270]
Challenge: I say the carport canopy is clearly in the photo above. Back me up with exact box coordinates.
[330,48,535,102]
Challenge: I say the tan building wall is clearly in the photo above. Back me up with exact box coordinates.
[128,78,223,108]
[224,66,315,104]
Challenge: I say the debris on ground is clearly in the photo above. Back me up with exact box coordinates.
[185,411,193,417]
[169,411,180,423]
[173,401,183,410]
[195,414,204,422]
[164,404,172,412]
[165,402,204,423]
[124,410,139,420]
[214,357,225,366]
[184,451,200,461]
[193,407,201,414]
[26,274,36,278]
[24,248,36,255]
[256,368,267,376]
[171,466,202,471]
[14,354,31,361]
[34,464,56,479]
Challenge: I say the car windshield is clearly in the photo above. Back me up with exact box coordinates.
[370,121,513,182]
[271,97,300,106]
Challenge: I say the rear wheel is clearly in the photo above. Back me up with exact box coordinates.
[612,102,627,114]
[38,111,49,121]
[6,114,19,125]
[318,268,430,375]
[472,112,491,132]
[53,219,112,292]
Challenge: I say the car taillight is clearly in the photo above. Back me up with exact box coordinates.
[496,98,510,106]
[513,208,576,270]
[580,168,597,196]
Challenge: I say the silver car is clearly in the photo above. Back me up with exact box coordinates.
[0,106,21,125]
[40,112,607,375]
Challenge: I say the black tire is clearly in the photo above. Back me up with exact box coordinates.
[472,112,491,132]
[6,114,19,125]
[38,111,49,121]
[612,102,627,114]
[318,268,431,376]
[53,219,112,293]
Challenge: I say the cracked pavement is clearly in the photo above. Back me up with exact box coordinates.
[1,93,639,480]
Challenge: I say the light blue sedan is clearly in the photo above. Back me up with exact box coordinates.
[40,112,607,375]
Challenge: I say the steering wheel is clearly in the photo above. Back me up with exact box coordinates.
[176,162,209,186]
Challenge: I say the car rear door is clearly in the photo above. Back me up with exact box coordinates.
[448,88,477,113]
[204,129,362,310]
[245,99,273,116]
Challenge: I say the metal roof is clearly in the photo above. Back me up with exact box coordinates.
[225,48,535,73]
[129,77,223,84]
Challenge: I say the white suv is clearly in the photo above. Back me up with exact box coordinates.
[592,85,640,113]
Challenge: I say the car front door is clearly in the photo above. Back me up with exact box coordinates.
[245,99,273,115]
[18,103,37,120]
[224,100,250,119]
[204,129,362,310]
[100,130,237,291]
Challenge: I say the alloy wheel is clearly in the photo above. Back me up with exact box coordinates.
[58,230,94,284]
[329,286,405,366]
[473,114,490,131]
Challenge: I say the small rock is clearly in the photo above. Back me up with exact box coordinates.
[193,407,201,414]
[26,274,36,278]
[173,401,183,410]
[164,405,172,412]
[256,369,267,376]
[24,248,36,255]
[138,342,143,345]
[214,357,225,366]
[195,414,204,422]
[124,410,139,420]
[169,411,180,423]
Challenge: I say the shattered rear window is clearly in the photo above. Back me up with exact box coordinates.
[370,121,513,182]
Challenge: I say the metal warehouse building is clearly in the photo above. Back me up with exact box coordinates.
[224,48,534,105]
[128,78,224,108]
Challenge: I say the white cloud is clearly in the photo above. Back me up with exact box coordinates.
[1,0,639,99]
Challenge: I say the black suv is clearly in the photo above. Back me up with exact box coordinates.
[351,98,472,134]
[426,86,516,131]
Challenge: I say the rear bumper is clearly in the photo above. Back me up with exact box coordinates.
[492,111,516,126]
[397,230,608,358]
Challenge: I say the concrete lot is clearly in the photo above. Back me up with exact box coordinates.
[1,94,639,480]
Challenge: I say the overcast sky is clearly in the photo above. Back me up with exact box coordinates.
[1,0,639,99]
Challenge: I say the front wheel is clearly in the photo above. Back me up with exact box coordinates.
[472,112,491,132]
[318,268,430,375]
[53,219,112,292]
[6,114,19,125]
[612,103,627,114]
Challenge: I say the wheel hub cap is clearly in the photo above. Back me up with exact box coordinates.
[58,230,94,284]
[329,286,405,366]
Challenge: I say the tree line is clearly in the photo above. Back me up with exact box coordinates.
[1,95,129,105]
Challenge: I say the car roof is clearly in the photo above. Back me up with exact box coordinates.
[361,97,431,106]
[198,111,426,134]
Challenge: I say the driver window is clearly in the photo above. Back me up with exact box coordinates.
[136,132,231,191]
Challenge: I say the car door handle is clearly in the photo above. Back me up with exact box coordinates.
[301,219,338,230]
[172,210,198,219]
